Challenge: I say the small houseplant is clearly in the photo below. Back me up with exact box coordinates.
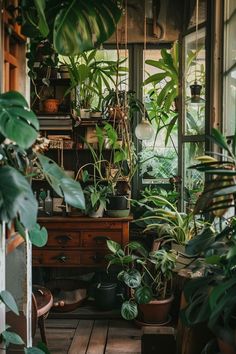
[84,182,111,218]
[106,240,176,323]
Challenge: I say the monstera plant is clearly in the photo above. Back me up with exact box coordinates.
[10,0,122,56]
[0,90,85,241]
[0,91,85,351]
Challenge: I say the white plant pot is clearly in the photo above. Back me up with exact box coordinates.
[91,111,102,118]
[89,204,104,218]
[80,109,91,119]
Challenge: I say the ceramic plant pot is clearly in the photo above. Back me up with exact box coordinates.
[94,282,117,311]
[138,295,174,324]
[80,108,91,119]
[43,99,60,113]
[89,204,104,218]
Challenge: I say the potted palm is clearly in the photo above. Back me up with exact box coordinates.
[106,240,176,323]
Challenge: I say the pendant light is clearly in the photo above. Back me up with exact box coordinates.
[188,0,205,106]
[135,0,154,140]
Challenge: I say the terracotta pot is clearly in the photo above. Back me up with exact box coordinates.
[217,338,236,354]
[43,99,60,113]
[138,295,174,324]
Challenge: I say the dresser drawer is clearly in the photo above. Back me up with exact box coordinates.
[33,250,80,267]
[80,250,107,266]
[81,231,122,248]
[46,231,80,247]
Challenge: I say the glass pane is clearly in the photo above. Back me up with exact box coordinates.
[184,142,205,210]
[141,49,178,184]
[223,0,236,135]
[184,28,206,135]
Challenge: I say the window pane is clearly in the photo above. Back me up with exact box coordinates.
[184,29,206,135]
[184,142,205,210]
[223,0,236,135]
[141,49,178,184]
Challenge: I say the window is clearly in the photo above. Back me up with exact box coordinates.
[140,49,178,185]
[223,0,236,136]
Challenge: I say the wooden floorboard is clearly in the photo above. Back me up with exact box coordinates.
[106,320,141,354]
[68,319,94,354]
[34,318,141,354]
[86,320,108,354]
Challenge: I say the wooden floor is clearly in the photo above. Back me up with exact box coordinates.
[34,319,141,354]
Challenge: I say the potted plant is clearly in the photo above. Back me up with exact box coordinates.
[84,182,111,218]
[106,240,176,323]
[181,128,236,354]
[61,50,126,118]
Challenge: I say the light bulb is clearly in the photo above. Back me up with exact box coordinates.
[135,119,154,140]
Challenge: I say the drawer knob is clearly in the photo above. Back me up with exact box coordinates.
[93,236,110,244]
[56,255,69,263]
[56,235,72,244]
[92,253,104,263]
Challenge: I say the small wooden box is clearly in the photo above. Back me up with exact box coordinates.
[141,326,176,354]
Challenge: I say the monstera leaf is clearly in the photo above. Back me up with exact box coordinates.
[53,0,122,55]
[0,166,37,230]
[21,1,122,56]
[0,91,39,149]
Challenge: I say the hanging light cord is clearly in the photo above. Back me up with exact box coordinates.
[195,0,199,83]
[143,0,147,119]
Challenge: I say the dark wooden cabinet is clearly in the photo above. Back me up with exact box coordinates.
[33,216,131,268]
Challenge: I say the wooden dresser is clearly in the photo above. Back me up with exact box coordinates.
[33,216,132,268]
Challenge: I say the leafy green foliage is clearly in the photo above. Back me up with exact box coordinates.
[53,0,122,56]
[121,301,138,321]
[0,166,37,230]
[106,240,176,320]
[1,328,24,346]
[20,1,122,56]
[37,154,85,210]
[0,91,39,149]
[189,128,236,216]
[0,290,19,315]
[29,223,48,247]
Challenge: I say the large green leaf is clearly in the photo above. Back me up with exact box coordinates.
[135,286,153,304]
[29,223,48,247]
[0,290,19,315]
[2,330,24,346]
[33,0,49,37]
[121,301,138,320]
[0,91,39,149]
[0,166,37,229]
[106,240,121,254]
[54,0,122,56]
[37,154,85,210]
[123,269,142,289]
